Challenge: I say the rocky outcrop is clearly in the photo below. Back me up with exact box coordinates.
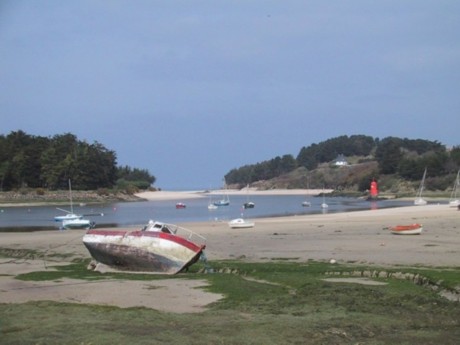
[324,270,460,302]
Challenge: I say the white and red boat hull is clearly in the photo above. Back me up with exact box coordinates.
[83,228,205,274]
[389,223,423,235]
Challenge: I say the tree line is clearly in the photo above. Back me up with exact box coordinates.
[0,131,155,191]
[225,135,460,185]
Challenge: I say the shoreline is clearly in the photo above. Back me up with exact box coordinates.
[1,188,452,206]
[134,188,334,201]
[0,189,328,207]
[177,204,460,270]
[2,204,458,265]
[1,203,459,312]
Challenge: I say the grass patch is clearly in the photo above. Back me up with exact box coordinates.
[2,259,460,344]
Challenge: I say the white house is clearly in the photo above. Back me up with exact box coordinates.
[335,154,348,166]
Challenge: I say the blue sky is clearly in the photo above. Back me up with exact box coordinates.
[1,1,459,190]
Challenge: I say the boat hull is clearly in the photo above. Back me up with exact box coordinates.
[243,202,255,209]
[228,218,255,229]
[414,198,427,206]
[389,224,423,235]
[214,201,229,206]
[62,219,94,230]
[54,214,82,222]
[83,229,205,274]
[449,199,460,208]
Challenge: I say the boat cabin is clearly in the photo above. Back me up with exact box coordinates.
[143,220,174,234]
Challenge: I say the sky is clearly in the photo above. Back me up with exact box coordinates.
[1,1,459,190]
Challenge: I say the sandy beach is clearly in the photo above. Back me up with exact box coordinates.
[1,190,459,313]
[134,188,331,201]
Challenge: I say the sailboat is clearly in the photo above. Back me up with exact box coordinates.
[206,185,218,210]
[214,195,230,206]
[321,189,328,209]
[414,168,428,206]
[54,179,83,222]
[302,193,311,207]
[208,203,218,210]
[213,180,230,206]
[54,180,98,230]
[448,170,460,208]
[208,194,218,210]
[243,184,255,209]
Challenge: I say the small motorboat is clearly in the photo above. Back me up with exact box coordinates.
[301,201,311,207]
[83,220,206,274]
[175,202,186,209]
[207,203,218,210]
[243,202,255,209]
[214,198,230,206]
[389,223,423,235]
[228,218,255,229]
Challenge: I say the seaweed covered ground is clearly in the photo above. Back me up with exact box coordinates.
[1,257,459,345]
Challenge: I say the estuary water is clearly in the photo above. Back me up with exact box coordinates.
[0,194,414,231]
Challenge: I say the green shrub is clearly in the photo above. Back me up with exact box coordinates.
[35,188,46,196]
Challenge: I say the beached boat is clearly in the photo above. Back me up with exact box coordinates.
[82,220,206,274]
[389,223,423,235]
[414,168,427,206]
[228,218,255,229]
[175,202,186,209]
[448,170,460,208]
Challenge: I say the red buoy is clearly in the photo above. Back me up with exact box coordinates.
[370,179,379,198]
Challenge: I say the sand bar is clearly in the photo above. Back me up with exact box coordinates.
[135,188,330,201]
[1,203,459,312]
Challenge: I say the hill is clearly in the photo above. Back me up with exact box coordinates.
[225,135,460,195]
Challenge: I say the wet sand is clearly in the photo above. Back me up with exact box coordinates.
[1,198,459,313]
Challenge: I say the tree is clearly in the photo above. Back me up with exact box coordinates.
[449,146,460,168]
[0,130,152,191]
[375,137,404,174]
[297,144,320,170]
[116,165,156,190]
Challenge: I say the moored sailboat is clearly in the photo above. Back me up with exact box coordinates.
[414,168,428,206]
[55,179,99,229]
[214,179,230,206]
[321,189,328,209]
[243,184,255,209]
[448,170,460,208]
[54,180,82,222]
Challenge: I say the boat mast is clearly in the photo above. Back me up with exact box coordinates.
[68,179,73,214]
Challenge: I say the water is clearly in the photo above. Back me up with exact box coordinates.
[0,194,413,231]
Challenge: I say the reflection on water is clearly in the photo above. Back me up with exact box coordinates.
[0,195,413,231]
